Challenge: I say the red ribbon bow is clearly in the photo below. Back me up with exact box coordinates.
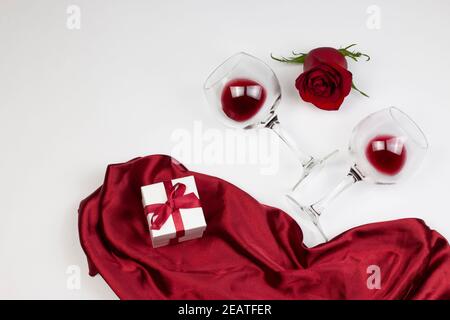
[144,182,201,231]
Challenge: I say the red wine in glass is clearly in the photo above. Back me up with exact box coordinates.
[221,78,266,122]
[365,135,407,175]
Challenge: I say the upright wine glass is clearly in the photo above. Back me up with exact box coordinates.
[204,52,337,188]
[287,107,428,241]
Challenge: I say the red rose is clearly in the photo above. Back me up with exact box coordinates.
[272,45,369,111]
[296,48,352,111]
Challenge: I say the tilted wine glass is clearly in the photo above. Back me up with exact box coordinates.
[287,107,428,241]
[203,52,337,188]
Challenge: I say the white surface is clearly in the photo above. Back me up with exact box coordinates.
[0,0,449,299]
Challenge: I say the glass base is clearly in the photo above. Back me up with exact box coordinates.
[286,194,329,242]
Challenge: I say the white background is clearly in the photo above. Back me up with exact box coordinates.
[1,0,449,299]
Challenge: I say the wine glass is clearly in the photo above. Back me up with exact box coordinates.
[287,107,428,241]
[203,52,337,188]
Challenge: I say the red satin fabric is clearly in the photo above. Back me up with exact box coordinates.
[78,155,450,299]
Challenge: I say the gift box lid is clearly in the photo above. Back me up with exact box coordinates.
[141,175,206,245]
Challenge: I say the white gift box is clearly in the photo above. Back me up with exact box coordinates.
[141,176,206,248]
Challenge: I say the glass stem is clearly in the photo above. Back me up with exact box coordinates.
[265,116,313,166]
[310,167,363,217]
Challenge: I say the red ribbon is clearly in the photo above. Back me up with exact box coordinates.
[144,182,201,237]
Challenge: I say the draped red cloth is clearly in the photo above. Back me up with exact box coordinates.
[78,155,450,299]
